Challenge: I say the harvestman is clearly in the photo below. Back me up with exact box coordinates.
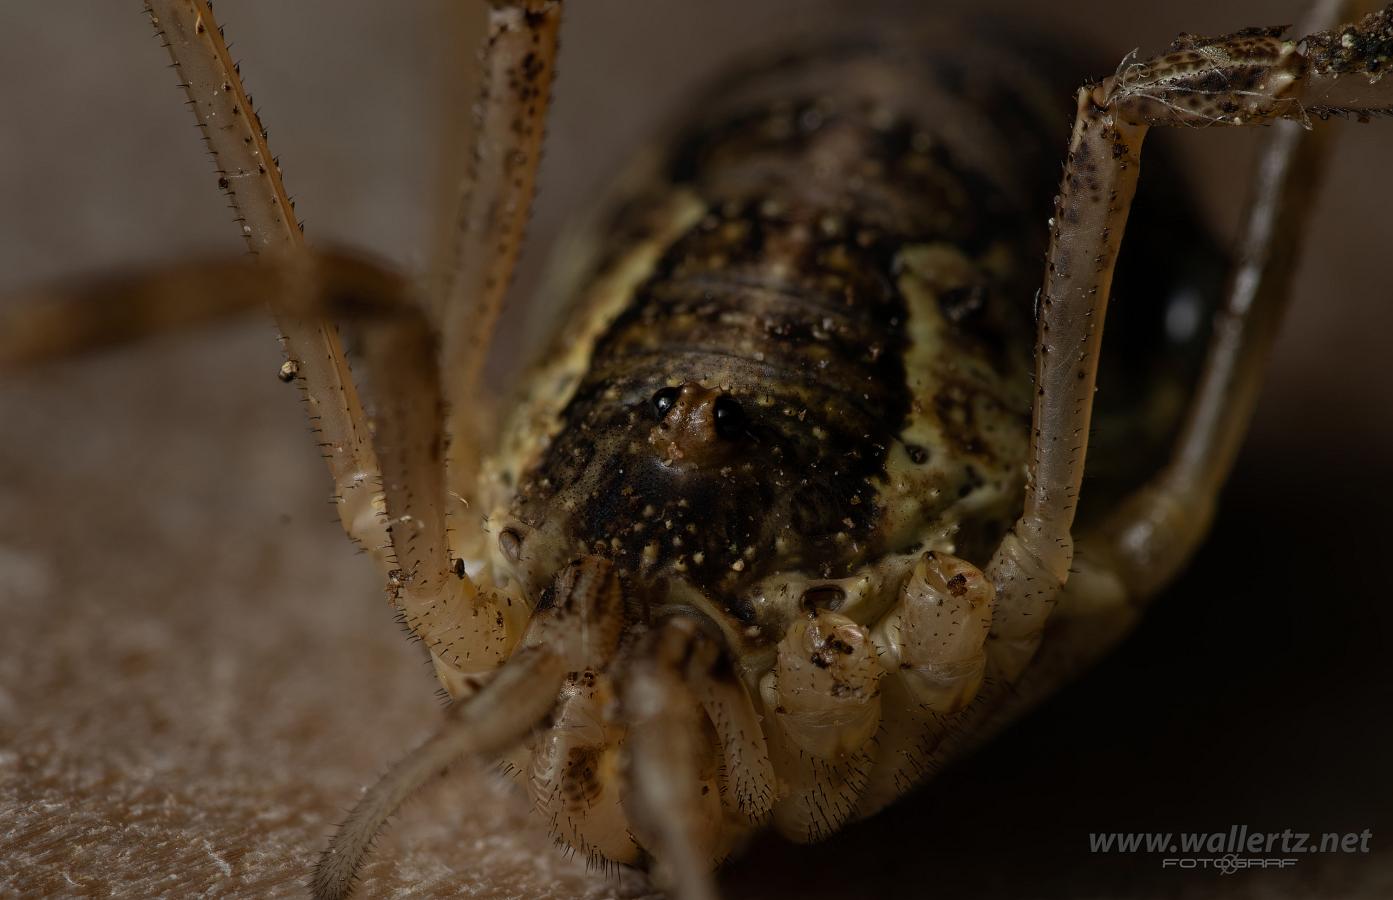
[1,1,1390,898]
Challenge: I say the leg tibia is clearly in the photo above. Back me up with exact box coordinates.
[146,1,385,562]
[437,1,563,510]
[1303,5,1393,114]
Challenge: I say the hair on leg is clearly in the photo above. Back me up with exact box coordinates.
[143,0,386,555]
[312,555,624,900]
[983,0,1392,684]
[311,643,568,900]
[434,1,562,505]
[0,250,515,691]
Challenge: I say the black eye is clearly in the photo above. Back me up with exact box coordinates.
[651,386,680,419]
[713,395,746,439]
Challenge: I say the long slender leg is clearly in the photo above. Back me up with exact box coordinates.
[1087,112,1335,600]
[139,2,540,696]
[312,556,623,900]
[143,0,386,556]
[622,620,723,900]
[312,644,568,900]
[941,39,1342,726]
[981,75,1146,682]
[0,252,407,367]
[983,1,1393,682]
[979,4,1347,728]
[1086,0,1362,598]
[434,1,562,506]
[0,251,516,692]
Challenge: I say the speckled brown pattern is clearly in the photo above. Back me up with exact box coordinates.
[2,2,1391,898]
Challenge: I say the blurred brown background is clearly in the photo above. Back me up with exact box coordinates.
[0,1,1388,897]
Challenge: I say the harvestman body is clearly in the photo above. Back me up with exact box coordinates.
[1,2,1390,898]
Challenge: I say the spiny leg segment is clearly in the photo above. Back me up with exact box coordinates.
[381,0,563,687]
[143,1,386,557]
[437,0,562,506]
[144,0,571,893]
[985,0,1391,687]
[0,250,476,643]
[1082,0,1370,598]
[144,0,491,687]
[0,250,611,900]
[139,1,565,696]
[4,2,568,891]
